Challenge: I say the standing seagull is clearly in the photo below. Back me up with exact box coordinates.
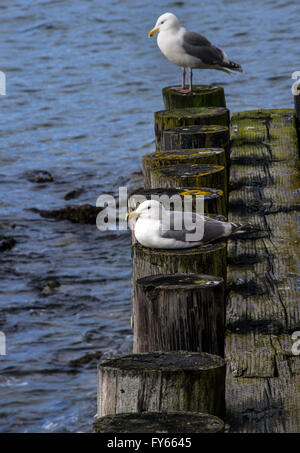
[148,12,242,93]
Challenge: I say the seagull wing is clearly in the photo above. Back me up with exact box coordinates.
[182,31,225,66]
[159,210,198,242]
[160,211,229,244]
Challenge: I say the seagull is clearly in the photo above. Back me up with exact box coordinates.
[126,200,247,249]
[148,12,242,94]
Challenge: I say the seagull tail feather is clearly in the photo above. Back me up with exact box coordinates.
[230,222,250,234]
[222,60,243,73]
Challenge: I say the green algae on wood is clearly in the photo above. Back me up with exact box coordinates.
[150,163,227,203]
[155,107,229,150]
[97,351,226,419]
[226,109,300,433]
[94,411,225,433]
[128,186,227,217]
[134,273,225,356]
[142,148,226,189]
[162,85,226,110]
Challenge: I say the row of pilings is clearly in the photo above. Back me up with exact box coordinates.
[94,85,231,433]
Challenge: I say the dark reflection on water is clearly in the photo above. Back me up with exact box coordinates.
[0,0,299,432]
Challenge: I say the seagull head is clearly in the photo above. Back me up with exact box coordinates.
[126,199,165,222]
[148,13,180,38]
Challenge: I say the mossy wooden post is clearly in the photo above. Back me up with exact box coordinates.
[129,187,226,217]
[94,411,225,433]
[97,351,226,418]
[142,148,226,189]
[150,163,227,203]
[134,273,225,357]
[161,124,230,160]
[155,107,229,150]
[162,85,226,110]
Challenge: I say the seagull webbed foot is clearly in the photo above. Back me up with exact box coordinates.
[170,86,192,94]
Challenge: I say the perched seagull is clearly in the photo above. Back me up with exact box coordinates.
[148,12,242,93]
[126,200,247,249]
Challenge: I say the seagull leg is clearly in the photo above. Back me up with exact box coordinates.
[171,67,191,94]
[189,68,193,92]
[182,67,186,88]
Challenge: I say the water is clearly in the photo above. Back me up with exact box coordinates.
[0,0,299,433]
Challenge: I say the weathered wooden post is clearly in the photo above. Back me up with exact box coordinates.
[131,240,227,322]
[94,411,225,433]
[161,125,230,158]
[150,163,227,202]
[162,85,226,110]
[132,242,227,283]
[129,187,226,216]
[97,351,226,418]
[142,148,226,189]
[134,273,225,356]
[155,107,229,150]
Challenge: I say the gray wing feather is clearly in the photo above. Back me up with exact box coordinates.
[160,211,197,242]
[182,31,225,65]
[201,216,227,243]
[160,212,227,243]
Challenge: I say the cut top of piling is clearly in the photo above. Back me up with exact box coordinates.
[137,273,224,290]
[165,124,228,135]
[155,106,229,123]
[94,411,225,433]
[143,148,225,161]
[128,186,227,217]
[129,186,223,201]
[99,351,226,372]
[133,241,226,257]
[152,163,224,177]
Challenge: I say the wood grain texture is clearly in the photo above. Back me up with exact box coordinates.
[226,109,300,432]
[134,273,225,356]
[131,241,227,326]
[97,351,226,418]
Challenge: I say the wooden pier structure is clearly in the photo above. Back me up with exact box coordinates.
[94,86,300,433]
[226,109,300,432]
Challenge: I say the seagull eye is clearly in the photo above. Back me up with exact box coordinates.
[161,21,165,24]
[148,206,151,209]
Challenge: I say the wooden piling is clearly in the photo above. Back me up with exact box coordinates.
[142,148,226,189]
[97,351,226,418]
[134,273,225,356]
[161,125,230,159]
[94,411,225,433]
[129,187,226,216]
[150,163,227,202]
[132,241,227,283]
[155,107,229,150]
[162,85,226,110]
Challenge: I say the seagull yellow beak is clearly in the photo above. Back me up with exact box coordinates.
[125,211,139,221]
[148,27,159,38]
